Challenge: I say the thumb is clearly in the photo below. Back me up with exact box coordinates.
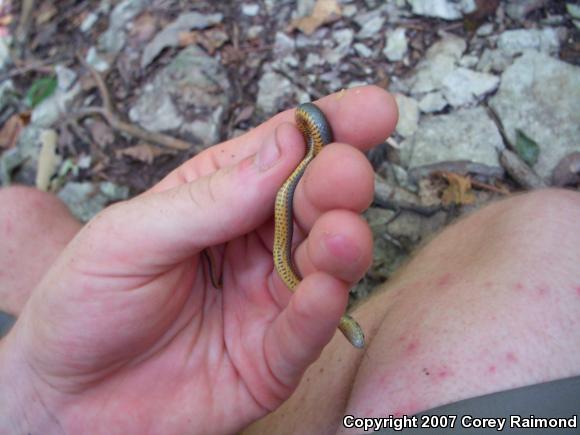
[79,123,304,267]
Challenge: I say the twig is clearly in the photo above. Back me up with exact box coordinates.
[499,149,547,189]
[15,0,35,52]
[75,55,203,153]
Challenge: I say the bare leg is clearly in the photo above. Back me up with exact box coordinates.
[245,189,580,434]
[0,186,81,315]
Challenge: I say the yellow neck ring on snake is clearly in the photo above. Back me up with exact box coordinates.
[273,103,365,349]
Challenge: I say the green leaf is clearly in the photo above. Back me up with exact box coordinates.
[514,129,540,167]
[25,76,58,108]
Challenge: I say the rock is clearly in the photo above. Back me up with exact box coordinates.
[256,70,295,114]
[489,52,580,180]
[55,65,77,91]
[418,92,447,113]
[274,32,295,55]
[85,47,110,72]
[31,83,81,127]
[80,12,99,32]
[58,182,129,222]
[0,36,11,71]
[407,33,466,94]
[354,43,373,57]
[505,0,549,20]
[401,107,504,171]
[305,53,324,68]
[476,23,494,37]
[242,4,260,16]
[394,94,419,138]
[0,148,25,186]
[325,28,354,64]
[567,3,580,19]
[357,15,385,39]
[408,0,475,20]
[141,11,224,67]
[497,28,560,57]
[98,0,148,54]
[130,45,230,144]
[182,106,223,146]
[441,67,499,107]
[383,28,408,62]
[476,48,513,73]
[129,91,183,132]
[0,79,15,113]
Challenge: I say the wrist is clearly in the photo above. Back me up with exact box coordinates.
[0,329,65,435]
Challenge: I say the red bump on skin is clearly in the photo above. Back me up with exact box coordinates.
[536,286,550,297]
[514,282,524,291]
[575,286,580,297]
[405,340,420,355]
[506,352,518,363]
[487,365,497,374]
[436,273,453,287]
[483,280,493,288]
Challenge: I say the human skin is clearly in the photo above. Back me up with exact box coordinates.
[245,188,580,433]
[0,86,398,434]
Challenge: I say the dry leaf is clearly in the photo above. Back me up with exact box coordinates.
[178,30,199,47]
[36,129,60,192]
[116,143,167,164]
[289,0,342,35]
[129,12,158,44]
[87,120,115,148]
[0,114,26,149]
[36,1,57,25]
[440,172,475,206]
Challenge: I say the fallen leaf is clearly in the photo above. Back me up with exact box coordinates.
[116,143,168,164]
[36,129,60,192]
[35,1,57,25]
[129,12,158,44]
[0,114,26,149]
[289,0,342,35]
[87,120,115,148]
[439,172,475,206]
[26,76,57,108]
[514,129,540,167]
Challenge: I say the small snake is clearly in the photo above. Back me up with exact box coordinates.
[273,102,365,349]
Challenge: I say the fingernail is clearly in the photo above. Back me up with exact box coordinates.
[256,130,281,172]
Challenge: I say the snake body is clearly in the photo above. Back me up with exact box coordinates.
[273,103,365,349]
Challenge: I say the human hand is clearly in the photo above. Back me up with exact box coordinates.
[0,86,397,434]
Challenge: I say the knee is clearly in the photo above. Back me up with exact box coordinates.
[493,188,580,236]
[0,186,72,227]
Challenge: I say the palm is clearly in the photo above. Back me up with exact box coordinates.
[22,215,300,434]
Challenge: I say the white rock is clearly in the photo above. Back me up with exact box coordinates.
[357,15,385,39]
[394,94,419,138]
[442,67,500,107]
[354,43,373,58]
[383,28,408,62]
[80,12,99,32]
[489,52,580,180]
[402,107,504,170]
[242,4,260,16]
[85,47,110,72]
[497,28,560,57]
[257,70,294,113]
[0,36,12,71]
[418,92,447,113]
[567,3,580,19]
[408,0,473,20]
